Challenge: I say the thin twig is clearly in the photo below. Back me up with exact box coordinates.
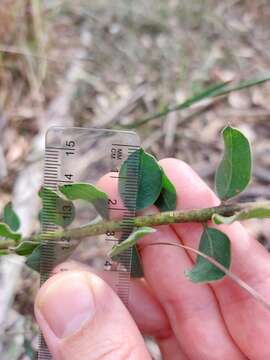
[144,241,270,311]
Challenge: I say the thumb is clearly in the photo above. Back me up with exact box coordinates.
[35,271,151,360]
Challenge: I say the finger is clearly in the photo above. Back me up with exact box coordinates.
[138,208,244,360]
[157,334,189,360]
[35,271,151,360]
[53,260,170,338]
[98,174,244,359]
[161,158,270,358]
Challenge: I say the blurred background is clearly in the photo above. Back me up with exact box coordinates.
[0,1,270,358]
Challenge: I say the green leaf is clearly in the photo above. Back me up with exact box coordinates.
[13,241,39,256]
[59,183,109,219]
[3,202,20,231]
[0,250,8,255]
[186,227,231,283]
[215,126,252,200]
[39,187,75,227]
[155,170,177,211]
[212,203,270,225]
[0,223,21,241]
[131,245,144,278]
[38,208,43,224]
[24,339,35,359]
[212,213,240,225]
[25,244,41,272]
[110,227,156,258]
[119,149,163,211]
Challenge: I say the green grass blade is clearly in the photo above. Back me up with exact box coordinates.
[126,75,270,128]
[129,81,229,128]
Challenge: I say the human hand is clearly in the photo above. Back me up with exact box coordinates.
[35,159,270,359]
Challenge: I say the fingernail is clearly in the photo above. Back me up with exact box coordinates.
[36,272,95,338]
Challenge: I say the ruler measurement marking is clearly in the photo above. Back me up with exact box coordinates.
[112,143,139,148]
[45,151,59,155]
[44,169,58,173]
[40,223,57,227]
[45,158,58,165]
[45,159,58,163]
[47,146,76,151]
[44,174,58,178]
[45,154,59,158]
[44,177,58,180]
[55,179,73,183]
[109,175,130,179]
[45,149,59,153]
[108,207,129,211]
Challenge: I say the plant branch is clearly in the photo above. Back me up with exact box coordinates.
[1,201,269,251]
[0,240,16,250]
[14,200,269,246]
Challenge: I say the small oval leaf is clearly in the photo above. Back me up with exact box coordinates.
[0,223,21,242]
[131,245,144,278]
[39,187,75,227]
[212,203,270,225]
[110,227,156,258]
[13,241,39,256]
[59,183,109,219]
[26,245,41,272]
[186,227,231,283]
[215,126,252,200]
[119,149,163,211]
[155,170,177,211]
[3,202,20,231]
[25,241,78,272]
[212,213,237,225]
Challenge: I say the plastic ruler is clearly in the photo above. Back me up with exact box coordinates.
[38,127,140,359]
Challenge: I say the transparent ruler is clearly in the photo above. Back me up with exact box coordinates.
[38,127,140,360]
